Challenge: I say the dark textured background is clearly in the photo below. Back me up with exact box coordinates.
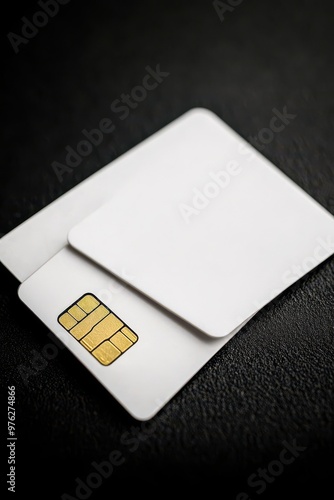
[1,1,334,498]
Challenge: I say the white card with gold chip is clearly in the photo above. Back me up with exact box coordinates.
[17,246,246,420]
[1,108,334,421]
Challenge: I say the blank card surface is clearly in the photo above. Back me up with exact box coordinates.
[68,108,334,338]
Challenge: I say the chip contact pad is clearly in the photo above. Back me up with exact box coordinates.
[58,294,138,365]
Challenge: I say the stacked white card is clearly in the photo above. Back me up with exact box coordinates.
[1,109,334,419]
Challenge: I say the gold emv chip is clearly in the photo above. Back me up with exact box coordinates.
[58,293,138,365]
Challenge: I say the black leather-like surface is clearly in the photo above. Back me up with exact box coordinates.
[1,1,334,498]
